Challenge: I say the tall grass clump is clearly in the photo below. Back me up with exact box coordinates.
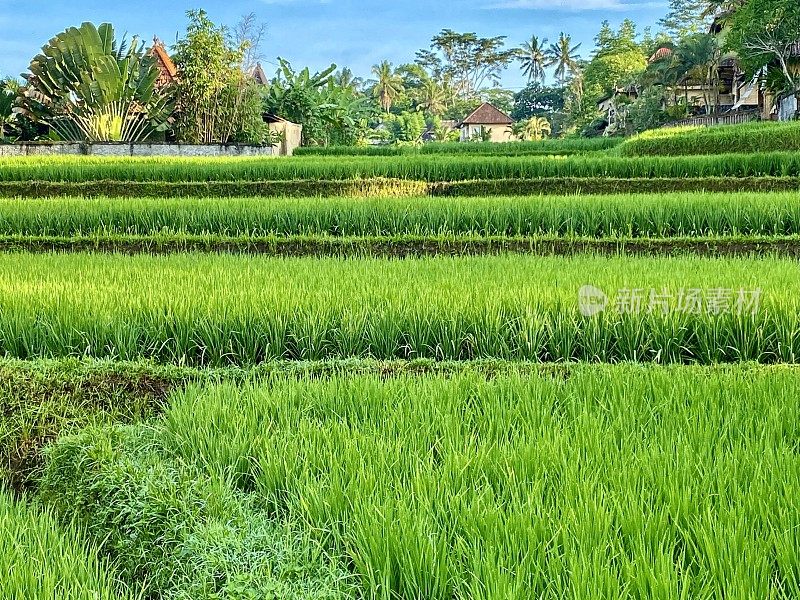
[39,425,353,599]
[160,367,800,600]
[6,192,800,239]
[0,491,130,599]
[619,121,800,157]
[3,152,800,182]
[0,253,797,364]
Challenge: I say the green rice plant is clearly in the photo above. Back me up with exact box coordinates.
[3,151,800,183]
[294,137,622,157]
[0,491,131,599]
[4,192,800,239]
[39,425,353,599]
[619,121,800,157]
[157,366,800,599]
[0,253,797,365]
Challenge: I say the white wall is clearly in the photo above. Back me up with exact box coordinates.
[778,95,799,122]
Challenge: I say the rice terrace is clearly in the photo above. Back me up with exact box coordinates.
[1,1,800,599]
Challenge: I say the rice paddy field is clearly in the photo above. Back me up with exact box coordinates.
[3,124,800,599]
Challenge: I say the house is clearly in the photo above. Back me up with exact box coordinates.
[647,46,742,114]
[596,86,638,123]
[149,37,178,90]
[251,63,269,86]
[687,14,798,122]
[459,103,515,142]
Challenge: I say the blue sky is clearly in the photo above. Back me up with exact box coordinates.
[0,0,667,90]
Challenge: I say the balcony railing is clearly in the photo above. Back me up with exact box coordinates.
[664,110,761,128]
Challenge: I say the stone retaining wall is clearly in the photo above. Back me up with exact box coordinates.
[0,143,277,158]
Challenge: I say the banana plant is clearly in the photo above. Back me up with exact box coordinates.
[0,82,15,141]
[17,22,173,142]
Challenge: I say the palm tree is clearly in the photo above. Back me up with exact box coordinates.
[334,68,364,93]
[546,33,582,87]
[371,61,404,113]
[511,116,552,141]
[675,34,720,114]
[518,35,549,84]
[416,78,447,115]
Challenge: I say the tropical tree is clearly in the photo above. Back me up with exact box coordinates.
[172,10,269,144]
[727,0,800,103]
[430,116,459,141]
[334,68,364,93]
[674,33,721,114]
[0,79,16,140]
[546,33,582,86]
[415,30,517,99]
[263,59,335,144]
[18,22,172,142]
[372,61,404,112]
[416,78,447,115]
[518,35,550,84]
[264,59,374,146]
[511,116,552,140]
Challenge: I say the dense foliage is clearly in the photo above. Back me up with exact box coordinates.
[17,23,172,142]
[171,10,267,144]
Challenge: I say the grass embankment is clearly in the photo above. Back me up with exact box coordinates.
[39,365,800,599]
[0,359,187,492]
[620,120,800,157]
[5,177,800,198]
[0,253,797,364]
[7,234,800,258]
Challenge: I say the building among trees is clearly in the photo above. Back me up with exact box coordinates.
[459,103,514,142]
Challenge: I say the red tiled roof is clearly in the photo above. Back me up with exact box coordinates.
[461,102,513,125]
[649,47,673,63]
[149,37,178,86]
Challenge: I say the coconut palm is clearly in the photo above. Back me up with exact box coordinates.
[546,33,582,87]
[371,61,404,113]
[675,33,721,114]
[334,67,364,93]
[518,35,549,84]
[416,78,447,115]
[511,116,552,141]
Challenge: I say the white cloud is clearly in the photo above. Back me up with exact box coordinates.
[488,0,665,10]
